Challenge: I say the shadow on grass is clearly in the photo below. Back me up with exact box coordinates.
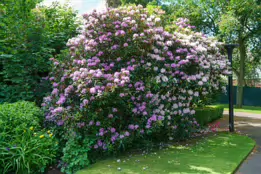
[77,133,255,174]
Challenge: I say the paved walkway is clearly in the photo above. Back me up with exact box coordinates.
[216,115,261,174]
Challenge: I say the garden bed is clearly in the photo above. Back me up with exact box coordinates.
[77,133,255,174]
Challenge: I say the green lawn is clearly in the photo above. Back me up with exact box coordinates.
[219,104,261,114]
[77,133,255,174]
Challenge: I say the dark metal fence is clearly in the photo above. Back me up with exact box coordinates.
[218,86,261,106]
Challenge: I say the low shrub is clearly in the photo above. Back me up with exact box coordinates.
[0,101,57,174]
[0,128,58,174]
[0,101,43,139]
[59,137,94,174]
[194,105,224,126]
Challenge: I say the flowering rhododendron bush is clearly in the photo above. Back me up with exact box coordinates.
[42,4,230,168]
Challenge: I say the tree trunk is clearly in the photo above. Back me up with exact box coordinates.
[236,37,246,108]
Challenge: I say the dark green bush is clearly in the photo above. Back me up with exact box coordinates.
[0,101,57,174]
[194,105,224,126]
[0,1,79,105]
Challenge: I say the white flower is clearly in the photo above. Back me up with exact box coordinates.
[190,110,196,115]
[147,18,152,22]
[202,77,207,82]
[133,34,139,39]
[159,104,164,109]
[160,68,166,73]
[173,104,178,109]
[155,76,161,83]
[162,76,168,82]
[188,90,193,95]
[198,81,203,86]
[154,49,159,53]
[153,67,158,71]
[155,18,161,22]
[166,41,173,46]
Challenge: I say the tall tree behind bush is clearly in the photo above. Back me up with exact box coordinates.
[162,0,261,107]
[105,0,159,7]
[0,1,79,105]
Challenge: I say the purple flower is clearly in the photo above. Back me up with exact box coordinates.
[151,115,157,121]
[51,88,59,96]
[108,114,113,118]
[112,108,118,112]
[158,116,164,120]
[56,95,66,105]
[125,131,130,136]
[128,124,135,130]
[96,122,101,126]
[171,63,177,68]
[52,107,63,114]
[90,87,96,94]
[98,140,103,147]
[111,128,116,133]
[53,82,59,87]
[57,120,64,126]
[123,43,129,47]
[82,99,89,106]
[89,121,94,126]
[111,45,119,50]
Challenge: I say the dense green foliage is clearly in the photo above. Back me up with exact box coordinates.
[162,0,261,107]
[0,101,58,173]
[0,101,42,137]
[194,106,224,126]
[0,0,79,105]
[60,137,94,174]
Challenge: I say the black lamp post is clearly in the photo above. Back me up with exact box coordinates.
[225,44,238,132]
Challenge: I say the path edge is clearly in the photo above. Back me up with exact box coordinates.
[233,136,257,174]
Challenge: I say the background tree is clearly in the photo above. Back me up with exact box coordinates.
[163,0,261,107]
[105,0,159,7]
[0,0,79,105]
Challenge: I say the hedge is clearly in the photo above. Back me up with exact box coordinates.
[194,105,224,126]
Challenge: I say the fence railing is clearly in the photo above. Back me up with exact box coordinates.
[218,86,261,106]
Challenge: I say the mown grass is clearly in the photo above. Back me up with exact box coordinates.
[77,133,255,174]
[219,104,261,114]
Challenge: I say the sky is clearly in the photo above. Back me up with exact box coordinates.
[41,0,107,14]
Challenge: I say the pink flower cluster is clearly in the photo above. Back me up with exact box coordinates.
[42,5,230,150]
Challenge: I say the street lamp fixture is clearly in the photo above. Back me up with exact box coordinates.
[225,44,239,132]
